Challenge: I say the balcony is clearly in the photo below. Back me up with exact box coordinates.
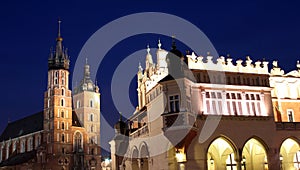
[129,125,149,138]
[276,122,300,130]
[162,111,197,131]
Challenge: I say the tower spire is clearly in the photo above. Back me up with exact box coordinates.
[57,19,62,40]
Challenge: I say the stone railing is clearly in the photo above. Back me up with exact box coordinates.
[129,125,149,138]
[162,111,197,131]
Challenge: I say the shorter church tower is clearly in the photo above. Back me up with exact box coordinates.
[73,59,101,157]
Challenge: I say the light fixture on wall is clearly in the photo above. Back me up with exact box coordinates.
[210,157,214,165]
[175,149,186,163]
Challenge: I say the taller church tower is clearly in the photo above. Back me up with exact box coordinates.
[43,20,73,166]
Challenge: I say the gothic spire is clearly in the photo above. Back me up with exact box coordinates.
[48,19,70,70]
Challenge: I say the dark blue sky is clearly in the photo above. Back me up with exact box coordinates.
[1,0,300,154]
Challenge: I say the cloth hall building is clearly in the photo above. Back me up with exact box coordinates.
[110,39,300,170]
[0,22,101,170]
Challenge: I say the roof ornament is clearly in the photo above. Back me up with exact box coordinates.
[158,38,162,49]
[147,44,150,54]
[171,35,176,49]
[138,62,143,72]
[85,57,88,65]
[58,18,62,38]
[297,60,300,70]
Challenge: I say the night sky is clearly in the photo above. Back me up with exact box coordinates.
[1,0,300,154]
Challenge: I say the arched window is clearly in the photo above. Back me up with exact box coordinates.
[74,132,83,152]
[62,89,65,96]
[90,113,94,122]
[61,122,65,130]
[61,134,65,142]
[76,100,80,109]
[91,125,94,132]
[61,99,65,107]
[61,111,64,118]
[47,99,50,108]
[90,100,94,107]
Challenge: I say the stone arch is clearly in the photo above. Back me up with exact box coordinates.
[241,137,268,170]
[139,142,149,170]
[207,136,238,170]
[131,146,139,170]
[73,131,83,152]
[280,137,300,170]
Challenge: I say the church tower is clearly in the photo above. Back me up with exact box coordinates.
[73,59,101,156]
[43,20,73,167]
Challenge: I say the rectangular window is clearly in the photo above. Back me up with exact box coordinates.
[169,95,180,112]
[287,110,294,122]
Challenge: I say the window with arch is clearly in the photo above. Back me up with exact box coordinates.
[61,122,65,130]
[90,113,94,122]
[226,153,237,170]
[90,125,94,132]
[90,100,94,107]
[20,140,25,153]
[62,89,65,96]
[294,150,300,169]
[76,100,80,109]
[74,132,83,152]
[61,110,64,118]
[61,134,65,142]
[61,99,65,107]
[27,137,33,151]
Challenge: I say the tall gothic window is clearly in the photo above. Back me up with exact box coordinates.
[90,100,94,107]
[90,113,94,122]
[74,132,83,152]
[61,99,65,107]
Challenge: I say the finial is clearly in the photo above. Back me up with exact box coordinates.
[227,54,231,58]
[57,18,63,41]
[297,60,300,70]
[171,35,176,49]
[147,44,150,53]
[138,62,143,72]
[158,38,162,49]
[85,57,88,65]
[207,51,211,56]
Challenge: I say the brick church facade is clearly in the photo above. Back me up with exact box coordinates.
[0,21,101,170]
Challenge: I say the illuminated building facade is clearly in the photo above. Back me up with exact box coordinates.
[0,21,101,170]
[111,39,300,170]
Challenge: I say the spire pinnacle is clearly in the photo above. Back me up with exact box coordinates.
[158,38,162,49]
[57,19,63,41]
[85,57,88,65]
[171,35,176,49]
[147,44,150,54]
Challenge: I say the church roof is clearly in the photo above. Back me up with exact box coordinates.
[0,150,36,167]
[0,111,43,141]
[0,110,83,141]
[72,111,83,127]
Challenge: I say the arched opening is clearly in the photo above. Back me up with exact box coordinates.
[280,138,300,170]
[74,132,83,152]
[131,147,139,170]
[242,138,268,170]
[140,143,149,170]
[207,137,237,170]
